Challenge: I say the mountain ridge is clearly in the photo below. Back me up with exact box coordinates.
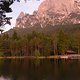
[15,0,80,28]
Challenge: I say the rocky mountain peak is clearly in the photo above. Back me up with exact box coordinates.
[15,0,80,28]
[38,0,75,17]
[17,12,25,19]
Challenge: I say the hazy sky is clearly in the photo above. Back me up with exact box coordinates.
[5,0,43,31]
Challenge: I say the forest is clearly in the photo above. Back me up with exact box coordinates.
[0,24,80,57]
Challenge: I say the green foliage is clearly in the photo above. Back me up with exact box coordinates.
[43,37,52,56]
[2,33,9,40]
[0,52,4,57]
[57,30,69,54]
[34,49,40,58]
[0,24,80,57]
[12,30,19,40]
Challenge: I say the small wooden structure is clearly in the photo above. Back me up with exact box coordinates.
[65,50,77,54]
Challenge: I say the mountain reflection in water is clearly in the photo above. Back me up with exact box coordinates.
[0,59,80,80]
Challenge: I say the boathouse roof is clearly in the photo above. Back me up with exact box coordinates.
[65,50,77,54]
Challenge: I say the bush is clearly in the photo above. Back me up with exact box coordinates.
[34,49,40,58]
[0,52,4,57]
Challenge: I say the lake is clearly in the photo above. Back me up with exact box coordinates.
[0,59,80,80]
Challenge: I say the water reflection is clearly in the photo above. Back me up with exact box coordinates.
[34,59,40,66]
[0,76,10,80]
[0,59,79,80]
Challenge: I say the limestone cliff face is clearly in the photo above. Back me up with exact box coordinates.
[15,0,80,28]
[38,0,75,17]
[15,11,40,28]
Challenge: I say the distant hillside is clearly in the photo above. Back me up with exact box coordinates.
[5,24,80,36]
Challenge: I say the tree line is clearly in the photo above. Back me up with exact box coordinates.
[0,26,80,57]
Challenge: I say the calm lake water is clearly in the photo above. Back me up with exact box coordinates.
[0,59,80,80]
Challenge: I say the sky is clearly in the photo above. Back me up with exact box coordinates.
[4,0,43,31]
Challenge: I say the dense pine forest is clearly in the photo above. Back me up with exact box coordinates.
[0,24,80,57]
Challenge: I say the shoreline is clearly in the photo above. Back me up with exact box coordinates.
[0,54,80,59]
[0,56,59,59]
